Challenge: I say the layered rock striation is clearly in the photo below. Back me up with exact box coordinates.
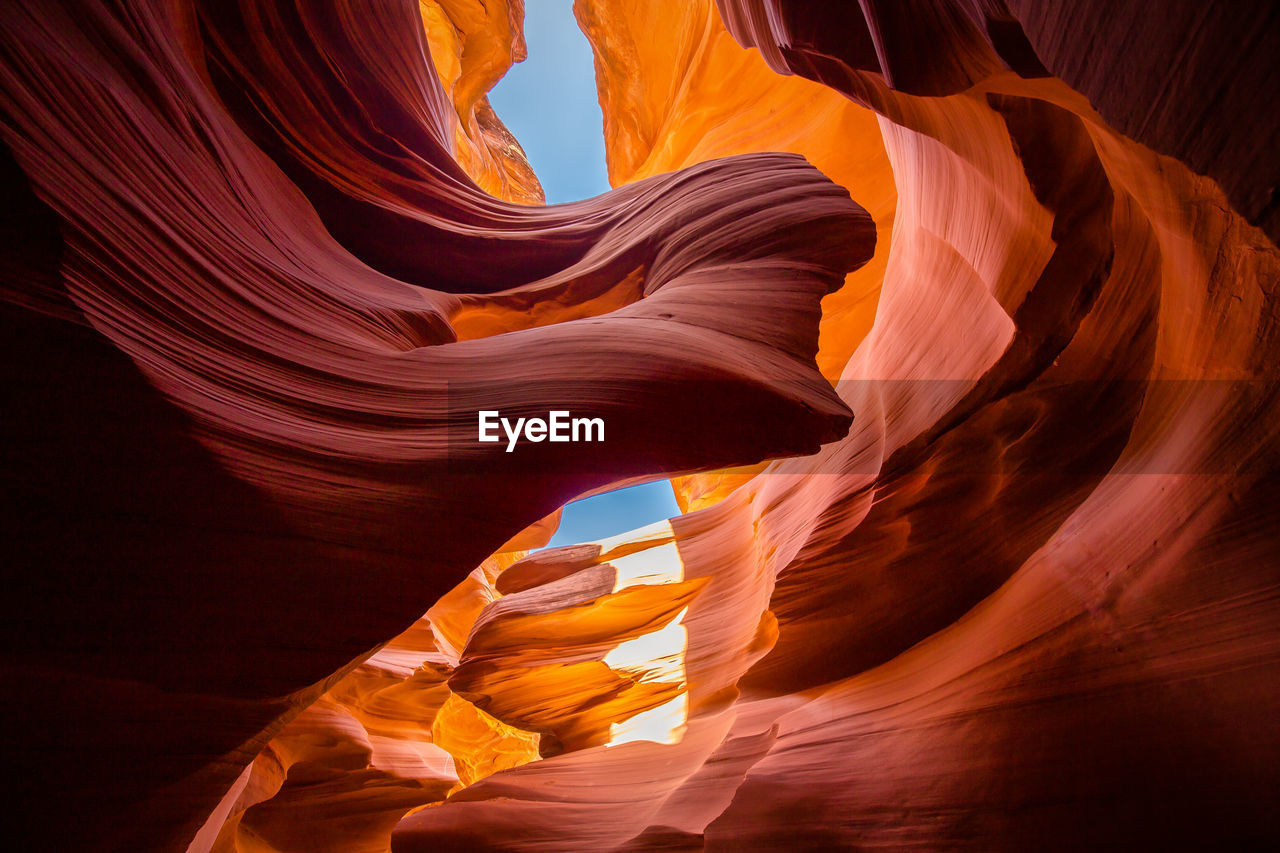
[0,1,868,849]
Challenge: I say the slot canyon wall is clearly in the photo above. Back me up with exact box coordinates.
[1,1,1277,851]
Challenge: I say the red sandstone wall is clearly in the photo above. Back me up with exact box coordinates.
[1,1,1276,850]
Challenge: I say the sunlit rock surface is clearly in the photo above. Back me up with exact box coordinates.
[2,0,1277,851]
[418,1,545,205]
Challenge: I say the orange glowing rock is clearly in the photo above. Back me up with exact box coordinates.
[579,0,897,382]
[430,693,541,789]
[420,0,545,204]
[575,0,900,511]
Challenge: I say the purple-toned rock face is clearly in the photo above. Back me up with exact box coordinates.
[2,1,1277,851]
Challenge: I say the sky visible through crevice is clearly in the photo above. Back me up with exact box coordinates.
[489,1,681,546]
[489,0,610,204]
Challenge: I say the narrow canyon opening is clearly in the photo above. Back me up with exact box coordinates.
[2,1,1277,852]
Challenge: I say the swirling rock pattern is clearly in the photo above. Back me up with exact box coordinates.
[2,0,1277,851]
[0,0,867,849]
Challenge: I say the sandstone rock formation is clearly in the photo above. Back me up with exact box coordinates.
[2,1,1277,851]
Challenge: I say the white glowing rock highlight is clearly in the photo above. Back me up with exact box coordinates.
[606,691,689,747]
[594,517,676,555]
[602,607,688,680]
[609,541,684,592]
[605,606,689,746]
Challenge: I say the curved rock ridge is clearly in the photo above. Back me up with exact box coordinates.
[0,0,871,849]
[191,551,546,853]
[3,0,1278,851]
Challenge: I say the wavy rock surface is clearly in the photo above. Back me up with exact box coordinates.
[0,1,869,849]
[2,0,1277,851]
